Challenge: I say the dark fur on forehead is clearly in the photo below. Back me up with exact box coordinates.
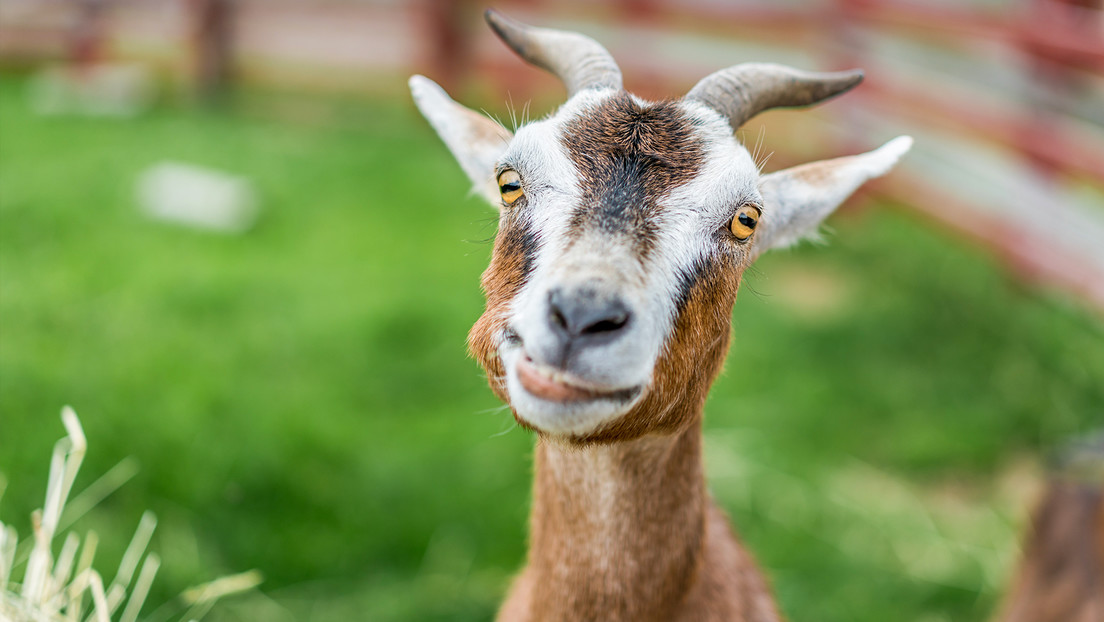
[561,92,704,255]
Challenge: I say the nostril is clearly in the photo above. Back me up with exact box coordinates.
[582,311,629,335]
[550,305,568,331]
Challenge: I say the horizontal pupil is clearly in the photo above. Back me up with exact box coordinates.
[738,213,757,228]
[500,182,520,193]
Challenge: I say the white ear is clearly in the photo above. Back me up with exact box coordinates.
[409,75,514,206]
[754,136,912,256]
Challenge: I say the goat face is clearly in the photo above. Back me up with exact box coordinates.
[473,90,762,440]
[411,11,911,441]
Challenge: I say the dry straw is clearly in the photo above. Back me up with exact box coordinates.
[1,407,261,622]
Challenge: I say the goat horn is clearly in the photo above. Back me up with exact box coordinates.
[485,9,622,96]
[686,63,864,131]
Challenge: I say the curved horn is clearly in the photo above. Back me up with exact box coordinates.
[686,63,864,131]
[485,9,622,96]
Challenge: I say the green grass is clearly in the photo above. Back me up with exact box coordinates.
[1,76,1102,621]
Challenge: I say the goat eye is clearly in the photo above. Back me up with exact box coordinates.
[497,169,524,206]
[729,204,761,241]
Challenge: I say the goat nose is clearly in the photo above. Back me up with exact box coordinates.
[547,287,631,342]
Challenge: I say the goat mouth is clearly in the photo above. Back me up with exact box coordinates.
[516,355,639,404]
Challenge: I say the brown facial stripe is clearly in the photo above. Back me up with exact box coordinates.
[497,216,541,288]
[561,92,704,256]
[468,214,541,405]
[673,254,716,317]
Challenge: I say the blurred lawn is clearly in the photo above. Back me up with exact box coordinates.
[1,76,1102,622]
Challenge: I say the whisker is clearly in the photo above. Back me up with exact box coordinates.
[462,215,501,245]
[475,404,512,415]
[757,151,774,173]
[753,126,770,173]
[506,92,519,131]
[479,107,511,145]
[749,127,761,170]
[741,264,770,302]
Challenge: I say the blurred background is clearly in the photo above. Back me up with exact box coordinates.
[0,0,1102,621]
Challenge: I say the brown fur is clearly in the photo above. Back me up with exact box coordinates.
[498,425,782,622]
[469,217,539,404]
[995,477,1104,622]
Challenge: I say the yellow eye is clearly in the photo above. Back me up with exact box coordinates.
[729,204,761,241]
[497,169,524,206]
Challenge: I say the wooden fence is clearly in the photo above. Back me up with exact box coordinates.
[2,0,1101,308]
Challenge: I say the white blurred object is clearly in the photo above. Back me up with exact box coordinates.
[136,162,259,234]
[29,63,155,118]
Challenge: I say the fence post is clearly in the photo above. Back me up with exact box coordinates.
[188,0,235,104]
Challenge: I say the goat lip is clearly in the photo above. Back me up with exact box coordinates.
[516,356,632,404]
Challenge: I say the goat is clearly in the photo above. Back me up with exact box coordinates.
[410,10,913,621]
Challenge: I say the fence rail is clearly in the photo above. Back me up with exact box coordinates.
[2,0,1101,308]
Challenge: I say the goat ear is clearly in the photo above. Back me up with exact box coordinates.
[753,136,912,258]
[410,75,514,206]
